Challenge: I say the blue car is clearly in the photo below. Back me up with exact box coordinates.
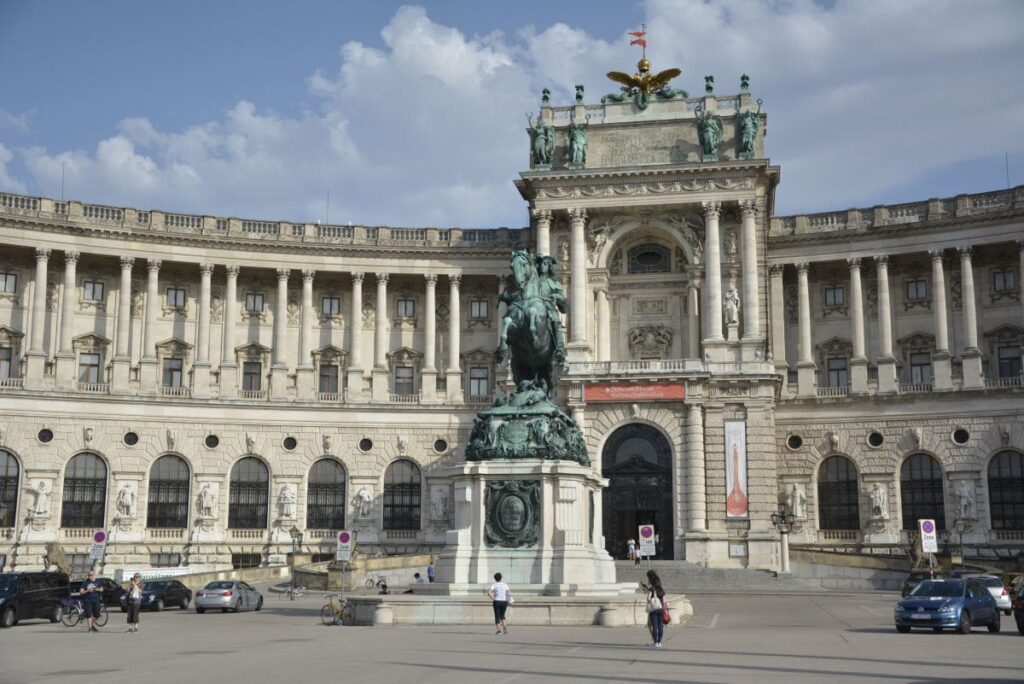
[894,578,1001,633]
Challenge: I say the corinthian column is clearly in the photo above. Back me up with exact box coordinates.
[111,256,134,393]
[346,272,366,402]
[739,200,761,339]
[533,209,552,257]
[421,274,438,402]
[447,273,463,402]
[219,265,240,398]
[848,258,867,394]
[795,262,816,397]
[959,247,983,388]
[296,269,315,400]
[875,256,897,394]
[930,249,952,390]
[139,259,161,395]
[192,262,214,398]
[55,251,80,390]
[270,268,290,400]
[371,273,389,402]
[567,208,590,359]
[703,201,723,341]
[25,248,50,389]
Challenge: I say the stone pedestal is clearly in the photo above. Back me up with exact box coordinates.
[191,362,211,399]
[850,357,868,395]
[54,353,76,391]
[932,351,953,391]
[420,369,439,403]
[219,364,238,399]
[295,365,314,401]
[111,358,131,394]
[877,356,898,394]
[726,322,739,342]
[565,341,591,363]
[796,361,817,398]
[961,349,983,389]
[371,368,388,402]
[270,366,289,400]
[346,367,366,403]
[25,352,46,390]
[138,358,158,395]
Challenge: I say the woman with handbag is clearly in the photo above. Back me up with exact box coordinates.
[641,570,666,648]
[125,573,143,633]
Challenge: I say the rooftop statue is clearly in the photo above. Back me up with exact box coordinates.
[567,118,588,168]
[738,99,763,159]
[527,115,555,167]
[603,58,684,111]
[696,107,723,160]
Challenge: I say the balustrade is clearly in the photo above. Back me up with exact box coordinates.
[164,213,203,231]
[160,386,192,398]
[77,382,109,394]
[83,204,123,221]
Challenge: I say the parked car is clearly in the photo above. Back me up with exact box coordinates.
[119,579,192,612]
[70,577,127,611]
[972,575,1013,615]
[0,571,70,628]
[194,580,263,614]
[901,571,946,597]
[1013,592,1024,636]
[894,578,1001,633]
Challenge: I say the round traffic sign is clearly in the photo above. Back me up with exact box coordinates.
[93,531,106,543]
[920,520,934,534]
[338,531,351,543]
[640,525,654,539]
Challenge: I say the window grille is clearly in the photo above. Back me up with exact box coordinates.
[306,459,346,530]
[383,460,421,530]
[817,455,859,530]
[61,453,107,529]
[989,451,1024,530]
[228,457,268,529]
[147,455,190,529]
[900,453,945,530]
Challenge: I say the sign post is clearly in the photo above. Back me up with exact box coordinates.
[336,530,353,562]
[89,530,107,570]
[918,519,938,554]
[638,524,656,566]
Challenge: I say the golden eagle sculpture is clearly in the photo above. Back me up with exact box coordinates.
[603,58,687,110]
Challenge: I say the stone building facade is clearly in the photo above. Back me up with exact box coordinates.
[0,82,1021,574]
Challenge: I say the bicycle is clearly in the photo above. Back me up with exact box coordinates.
[60,599,108,628]
[365,576,388,591]
[279,584,306,601]
[320,593,353,626]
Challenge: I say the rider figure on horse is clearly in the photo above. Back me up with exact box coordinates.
[499,254,568,365]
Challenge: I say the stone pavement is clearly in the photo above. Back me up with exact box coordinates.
[1,589,1019,684]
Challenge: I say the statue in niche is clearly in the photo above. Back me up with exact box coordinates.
[355,488,373,519]
[870,482,888,520]
[431,488,449,522]
[322,434,333,455]
[724,287,740,325]
[957,480,975,520]
[737,101,762,157]
[245,432,256,452]
[695,107,723,158]
[527,115,554,167]
[83,426,94,447]
[116,483,137,518]
[567,118,588,167]
[277,484,297,520]
[197,483,218,519]
[25,480,51,517]
[587,230,606,266]
[787,483,807,519]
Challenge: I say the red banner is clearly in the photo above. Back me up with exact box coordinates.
[584,382,685,402]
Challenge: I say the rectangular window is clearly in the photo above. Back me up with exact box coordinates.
[162,358,183,388]
[244,293,264,313]
[469,366,489,398]
[394,365,414,395]
[824,286,845,307]
[993,269,1018,293]
[0,347,11,378]
[242,361,262,391]
[78,353,101,384]
[83,280,104,302]
[997,346,1022,378]
[166,287,187,308]
[149,553,182,568]
[319,364,339,393]
[826,357,848,388]
[231,553,263,569]
[470,300,489,319]
[321,296,341,316]
[910,352,932,384]
[396,298,415,318]
[0,272,16,293]
[905,279,928,301]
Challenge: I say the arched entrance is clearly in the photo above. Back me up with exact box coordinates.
[602,424,674,559]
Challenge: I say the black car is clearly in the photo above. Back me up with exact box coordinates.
[0,571,71,627]
[901,570,947,597]
[70,578,127,611]
[120,579,192,612]
[1013,592,1024,635]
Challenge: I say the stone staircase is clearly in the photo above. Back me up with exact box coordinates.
[614,561,827,594]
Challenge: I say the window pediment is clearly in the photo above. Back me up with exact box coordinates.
[312,344,348,366]
[387,346,423,366]
[0,325,24,347]
[71,332,111,353]
[235,342,272,363]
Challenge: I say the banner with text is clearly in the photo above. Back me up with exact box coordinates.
[583,382,685,403]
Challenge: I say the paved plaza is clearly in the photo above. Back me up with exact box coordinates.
[2,589,1020,684]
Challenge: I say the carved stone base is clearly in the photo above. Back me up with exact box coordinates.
[465,391,588,465]
[702,153,719,163]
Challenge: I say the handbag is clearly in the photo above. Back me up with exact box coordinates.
[646,596,662,613]
[663,606,671,624]
[508,596,515,605]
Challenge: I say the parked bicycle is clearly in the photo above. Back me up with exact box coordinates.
[60,599,108,628]
[365,576,389,593]
[320,593,353,626]
[279,584,306,601]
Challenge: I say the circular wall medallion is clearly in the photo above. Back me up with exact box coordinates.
[359,438,373,452]
[952,428,970,445]
[124,432,139,446]
[37,428,54,444]
[433,439,448,453]
[283,437,297,451]
[786,434,803,451]
[498,495,527,534]
[204,434,220,449]
[867,431,884,448]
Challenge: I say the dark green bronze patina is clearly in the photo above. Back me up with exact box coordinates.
[485,480,540,548]
[467,251,588,466]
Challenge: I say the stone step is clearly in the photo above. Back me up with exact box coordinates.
[613,561,825,592]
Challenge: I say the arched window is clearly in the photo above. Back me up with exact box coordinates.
[61,453,107,529]
[228,457,269,529]
[989,450,1024,530]
[0,450,19,528]
[818,455,860,530]
[627,244,671,275]
[900,453,945,531]
[147,455,190,529]
[307,459,346,530]
[383,460,421,530]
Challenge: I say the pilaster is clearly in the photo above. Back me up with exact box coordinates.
[111,256,134,394]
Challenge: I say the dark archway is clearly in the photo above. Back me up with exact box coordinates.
[601,424,674,559]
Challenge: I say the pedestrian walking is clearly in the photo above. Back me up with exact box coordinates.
[641,570,667,648]
[414,572,425,584]
[626,538,636,562]
[427,561,435,583]
[487,572,512,635]
[81,571,104,633]
[634,544,642,566]
[125,573,143,633]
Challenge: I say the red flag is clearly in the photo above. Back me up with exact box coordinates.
[628,29,647,48]
[630,37,647,47]
[628,30,646,37]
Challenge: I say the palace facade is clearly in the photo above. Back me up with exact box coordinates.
[0,82,1022,574]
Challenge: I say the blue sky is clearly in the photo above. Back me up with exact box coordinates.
[1,0,1022,227]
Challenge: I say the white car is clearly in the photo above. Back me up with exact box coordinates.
[976,575,1012,614]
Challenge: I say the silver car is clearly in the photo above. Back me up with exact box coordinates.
[976,575,1012,614]
[194,581,263,613]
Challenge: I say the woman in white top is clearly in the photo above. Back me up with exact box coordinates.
[487,572,512,635]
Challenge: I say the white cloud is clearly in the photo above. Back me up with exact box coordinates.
[7,2,1024,223]
[0,143,27,193]
[0,109,33,134]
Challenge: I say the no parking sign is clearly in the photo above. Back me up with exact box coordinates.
[89,531,107,562]
[638,524,656,557]
[336,530,353,561]
[918,519,938,554]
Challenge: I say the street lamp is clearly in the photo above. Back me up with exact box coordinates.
[770,502,796,574]
[288,525,303,589]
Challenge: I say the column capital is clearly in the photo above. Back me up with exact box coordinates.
[531,208,552,222]
[424,273,438,285]
[795,261,810,274]
[64,250,80,264]
[199,262,215,276]
[928,248,945,262]
[739,199,757,218]
[594,285,607,296]
[768,264,784,277]
[225,264,241,278]
[375,272,389,285]
[702,200,722,218]
[302,269,315,282]
[568,207,587,222]
[875,255,890,268]
[449,273,461,288]
[147,258,162,272]
[350,271,364,283]
[35,247,51,261]
[957,245,973,259]
[846,257,861,270]
[119,256,135,270]
[690,274,703,289]
[276,268,290,281]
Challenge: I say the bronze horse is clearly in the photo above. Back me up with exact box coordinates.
[496,251,560,396]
